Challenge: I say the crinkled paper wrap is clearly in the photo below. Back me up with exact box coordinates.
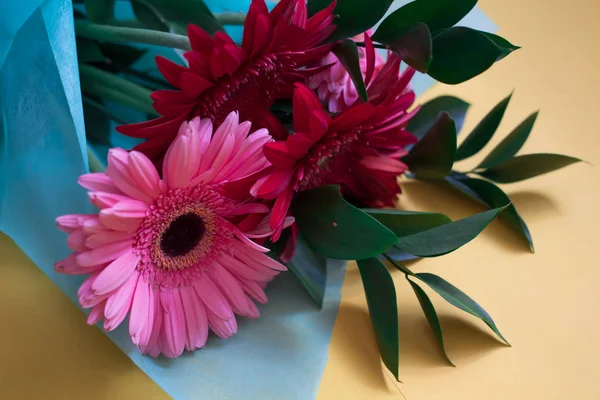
[0,1,496,399]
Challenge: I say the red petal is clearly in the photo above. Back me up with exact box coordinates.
[187,24,214,55]
[184,51,214,81]
[242,0,269,53]
[180,72,214,98]
[286,133,314,159]
[263,141,297,168]
[293,83,322,134]
[329,103,376,131]
[307,110,329,141]
[250,14,272,57]
[270,186,294,241]
[364,32,375,86]
[156,56,187,88]
[254,169,294,199]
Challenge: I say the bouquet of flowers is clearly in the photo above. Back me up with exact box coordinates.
[0,0,583,398]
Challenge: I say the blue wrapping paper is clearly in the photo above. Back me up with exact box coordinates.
[0,1,497,399]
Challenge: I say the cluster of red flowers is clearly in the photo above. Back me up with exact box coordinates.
[118,0,419,259]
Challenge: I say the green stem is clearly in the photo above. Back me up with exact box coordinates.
[87,146,106,173]
[382,253,414,275]
[74,20,191,50]
[82,96,130,125]
[79,64,159,116]
[214,12,246,25]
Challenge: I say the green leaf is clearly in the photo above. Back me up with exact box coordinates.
[404,112,457,179]
[406,277,454,366]
[455,93,512,161]
[76,38,106,63]
[141,0,224,34]
[84,0,115,23]
[131,0,169,31]
[444,175,533,251]
[284,235,328,308]
[478,32,521,60]
[382,23,432,73]
[87,145,107,173]
[373,0,477,40]
[408,96,470,139]
[365,209,451,237]
[478,154,583,183]
[308,0,394,42]
[332,40,368,102]
[394,207,507,257]
[478,111,539,168]
[416,273,509,344]
[292,186,398,260]
[357,258,399,379]
[428,27,518,84]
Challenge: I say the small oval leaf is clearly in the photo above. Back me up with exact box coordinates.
[308,0,394,42]
[478,111,539,168]
[394,207,507,257]
[292,186,398,260]
[357,258,399,379]
[455,93,512,161]
[404,112,457,179]
[478,154,583,183]
[373,0,477,40]
[408,95,470,139]
[416,273,509,344]
[332,40,368,102]
[428,28,519,85]
[382,23,432,73]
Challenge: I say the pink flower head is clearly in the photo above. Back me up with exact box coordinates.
[252,51,419,239]
[55,112,293,358]
[117,0,337,163]
[307,31,386,113]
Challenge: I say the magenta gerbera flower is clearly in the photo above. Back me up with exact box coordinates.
[117,0,337,162]
[252,52,419,238]
[55,112,292,358]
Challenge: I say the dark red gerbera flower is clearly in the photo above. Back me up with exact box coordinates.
[251,45,419,239]
[116,0,337,162]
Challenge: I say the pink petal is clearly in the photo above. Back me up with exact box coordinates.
[218,253,272,282]
[238,279,268,304]
[130,277,151,341]
[104,272,138,322]
[78,173,120,194]
[193,274,235,320]
[207,310,237,339]
[99,208,143,232]
[163,134,199,189]
[86,231,133,249]
[179,286,209,351]
[106,149,153,203]
[160,290,186,358]
[88,192,131,209]
[55,254,105,275]
[76,240,132,267]
[67,229,87,252]
[140,292,162,357]
[128,151,162,201]
[92,250,139,296]
[87,300,107,325]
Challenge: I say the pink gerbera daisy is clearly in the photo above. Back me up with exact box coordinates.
[307,30,386,113]
[55,112,292,358]
[252,50,419,238]
[117,0,337,162]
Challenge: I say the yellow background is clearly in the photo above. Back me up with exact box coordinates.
[1,0,599,398]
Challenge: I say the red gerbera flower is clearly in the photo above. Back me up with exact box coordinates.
[117,0,337,162]
[252,46,419,239]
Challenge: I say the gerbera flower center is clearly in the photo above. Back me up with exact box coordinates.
[298,130,366,191]
[135,186,235,288]
[160,213,206,257]
[192,55,296,125]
